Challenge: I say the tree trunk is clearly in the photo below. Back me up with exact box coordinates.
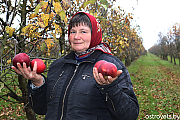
[18,0,37,119]
[59,28,65,57]
[173,57,176,65]
[18,76,37,120]
[165,54,168,61]
[125,56,131,67]
[170,55,172,63]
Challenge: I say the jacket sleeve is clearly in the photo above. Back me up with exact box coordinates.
[96,57,139,120]
[27,75,47,115]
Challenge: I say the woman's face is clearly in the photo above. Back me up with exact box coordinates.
[69,23,91,53]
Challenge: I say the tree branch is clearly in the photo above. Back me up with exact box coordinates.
[0,69,23,102]
[0,93,21,103]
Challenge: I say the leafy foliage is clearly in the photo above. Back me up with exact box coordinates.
[149,23,180,66]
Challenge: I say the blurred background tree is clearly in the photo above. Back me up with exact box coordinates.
[149,23,180,66]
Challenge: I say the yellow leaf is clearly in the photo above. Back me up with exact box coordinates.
[29,25,38,39]
[7,59,11,64]
[37,21,45,28]
[118,46,122,52]
[45,38,54,51]
[64,15,68,25]
[90,12,97,17]
[37,45,41,50]
[54,23,62,34]
[21,24,33,36]
[49,12,55,19]
[119,40,123,45]
[41,14,50,27]
[5,26,15,37]
[53,1,62,14]
[29,14,37,19]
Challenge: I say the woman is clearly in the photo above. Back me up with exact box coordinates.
[12,12,139,120]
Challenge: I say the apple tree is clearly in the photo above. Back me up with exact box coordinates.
[149,23,180,66]
[0,0,114,119]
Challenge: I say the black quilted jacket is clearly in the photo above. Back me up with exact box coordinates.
[27,50,139,120]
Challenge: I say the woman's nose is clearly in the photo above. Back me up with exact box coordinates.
[74,32,81,39]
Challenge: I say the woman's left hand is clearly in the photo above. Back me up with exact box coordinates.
[93,67,122,85]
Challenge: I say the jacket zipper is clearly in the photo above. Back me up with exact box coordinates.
[52,71,64,91]
[60,65,78,120]
[106,93,116,111]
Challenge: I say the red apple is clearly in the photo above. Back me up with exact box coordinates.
[12,53,31,68]
[30,58,46,74]
[94,60,108,69]
[98,61,117,79]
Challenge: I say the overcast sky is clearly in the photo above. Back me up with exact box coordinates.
[1,0,180,50]
[115,0,180,50]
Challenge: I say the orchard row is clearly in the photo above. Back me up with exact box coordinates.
[148,23,180,66]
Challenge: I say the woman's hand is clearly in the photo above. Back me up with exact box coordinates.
[11,62,43,86]
[93,67,122,85]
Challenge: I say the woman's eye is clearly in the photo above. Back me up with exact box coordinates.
[70,31,76,34]
[82,31,86,33]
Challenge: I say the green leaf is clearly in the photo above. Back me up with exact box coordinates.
[89,0,96,4]
[83,0,96,8]
[35,1,46,15]
[35,4,41,15]
[83,1,90,8]
[40,42,46,51]
[59,10,65,20]
[100,4,107,10]
[100,0,108,9]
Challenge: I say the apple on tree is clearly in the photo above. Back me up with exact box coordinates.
[12,53,31,68]
[94,60,117,79]
[30,58,46,74]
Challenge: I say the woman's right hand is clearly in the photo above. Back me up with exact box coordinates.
[11,62,44,87]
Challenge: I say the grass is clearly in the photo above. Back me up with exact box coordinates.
[127,53,180,119]
[0,69,46,120]
[0,71,27,119]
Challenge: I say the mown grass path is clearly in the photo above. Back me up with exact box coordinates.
[128,53,180,120]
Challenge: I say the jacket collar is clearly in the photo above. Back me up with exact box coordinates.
[64,50,103,63]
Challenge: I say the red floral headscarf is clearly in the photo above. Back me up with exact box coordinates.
[68,12,112,57]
